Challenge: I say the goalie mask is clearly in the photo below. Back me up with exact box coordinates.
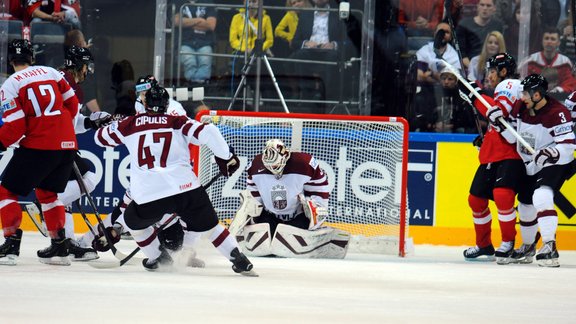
[144,85,169,113]
[262,139,290,176]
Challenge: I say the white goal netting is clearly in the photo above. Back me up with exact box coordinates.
[195,111,410,256]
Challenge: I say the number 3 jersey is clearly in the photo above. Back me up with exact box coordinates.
[94,114,231,204]
[0,65,79,150]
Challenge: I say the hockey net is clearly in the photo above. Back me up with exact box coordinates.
[194,111,411,256]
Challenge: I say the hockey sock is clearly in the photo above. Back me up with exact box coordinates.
[468,194,492,247]
[0,185,23,235]
[131,226,161,260]
[36,188,65,238]
[64,210,75,239]
[533,187,558,242]
[209,224,239,260]
[493,187,517,243]
[518,203,538,245]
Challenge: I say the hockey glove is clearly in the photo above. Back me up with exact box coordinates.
[215,153,240,176]
[91,224,122,252]
[534,147,560,167]
[458,79,482,103]
[486,106,505,132]
[299,194,328,230]
[85,111,112,130]
[472,135,483,149]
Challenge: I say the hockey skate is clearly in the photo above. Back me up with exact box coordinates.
[230,247,258,277]
[0,229,23,266]
[142,247,173,272]
[494,241,515,265]
[508,241,537,264]
[37,229,71,266]
[68,240,99,261]
[463,245,495,261]
[535,240,560,268]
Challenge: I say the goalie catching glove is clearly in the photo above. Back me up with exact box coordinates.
[91,223,123,252]
[534,147,560,167]
[298,194,328,230]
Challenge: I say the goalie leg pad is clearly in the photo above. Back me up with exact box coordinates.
[238,223,272,257]
[271,224,350,259]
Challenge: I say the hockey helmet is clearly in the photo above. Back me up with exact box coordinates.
[64,45,94,73]
[135,74,158,93]
[262,139,291,175]
[486,53,516,77]
[144,85,169,113]
[521,74,548,97]
[8,39,34,65]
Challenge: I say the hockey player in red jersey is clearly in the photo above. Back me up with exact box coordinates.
[457,53,525,264]
[491,74,576,267]
[0,39,80,266]
[94,85,256,275]
[228,139,350,259]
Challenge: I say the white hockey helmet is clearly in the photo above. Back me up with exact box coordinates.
[262,139,290,175]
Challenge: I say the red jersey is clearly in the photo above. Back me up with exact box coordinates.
[472,79,522,164]
[0,65,79,150]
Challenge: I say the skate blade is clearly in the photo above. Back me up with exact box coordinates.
[0,255,18,266]
[496,257,512,265]
[537,258,560,268]
[239,269,259,277]
[71,253,100,262]
[464,255,495,262]
[38,256,71,266]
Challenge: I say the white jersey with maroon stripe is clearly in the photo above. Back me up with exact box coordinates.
[94,113,232,204]
[246,152,329,220]
[509,97,576,175]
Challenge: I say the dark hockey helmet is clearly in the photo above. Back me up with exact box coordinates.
[8,39,34,65]
[64,45,94,73]
[486,52,516,77]
[144,85,169,113]
[135,74,158,93]
[521,74,548,97]
[262,139,291,175]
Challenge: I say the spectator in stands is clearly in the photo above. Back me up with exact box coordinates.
[413,22,461,132]
[437,68,478,133]
[0,0,28,22]
[173,0,217,86]
[541,0,561,29]
[110,59,136,116]
[455,0,503,68]
[559,1,576,63]
[504,2,543,60]
[27,0,81,30]
[229,0,274,55]
[398,0,443,37]
[468,31,506,90]
[274,0,312,58]
[289,0,344,102]
[519,26,576,100]
[63,29,101,113]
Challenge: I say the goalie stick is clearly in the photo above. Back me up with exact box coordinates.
[88,173,223,269]
[442,60,576,218]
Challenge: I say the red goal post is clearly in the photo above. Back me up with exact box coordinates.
[193,110,411,256]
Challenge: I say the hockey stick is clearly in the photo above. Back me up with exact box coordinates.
[72,161,120,255]
[441,60,535,154]
[23,202,48,237]
[88,173,223,269]
[443,0,484,139]
[74,200,98,236]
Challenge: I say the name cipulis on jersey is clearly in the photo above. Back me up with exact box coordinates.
[135,116,168,126]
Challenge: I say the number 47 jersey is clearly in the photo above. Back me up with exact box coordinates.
[0,65,79,150]
[94,114,232,204]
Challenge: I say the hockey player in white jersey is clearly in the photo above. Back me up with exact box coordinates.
[94,84,255,274]
[134,75,187,116]
[488,74,576,267]
[229,139,350,259]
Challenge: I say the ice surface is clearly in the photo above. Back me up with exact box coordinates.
[1,232,575,323]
